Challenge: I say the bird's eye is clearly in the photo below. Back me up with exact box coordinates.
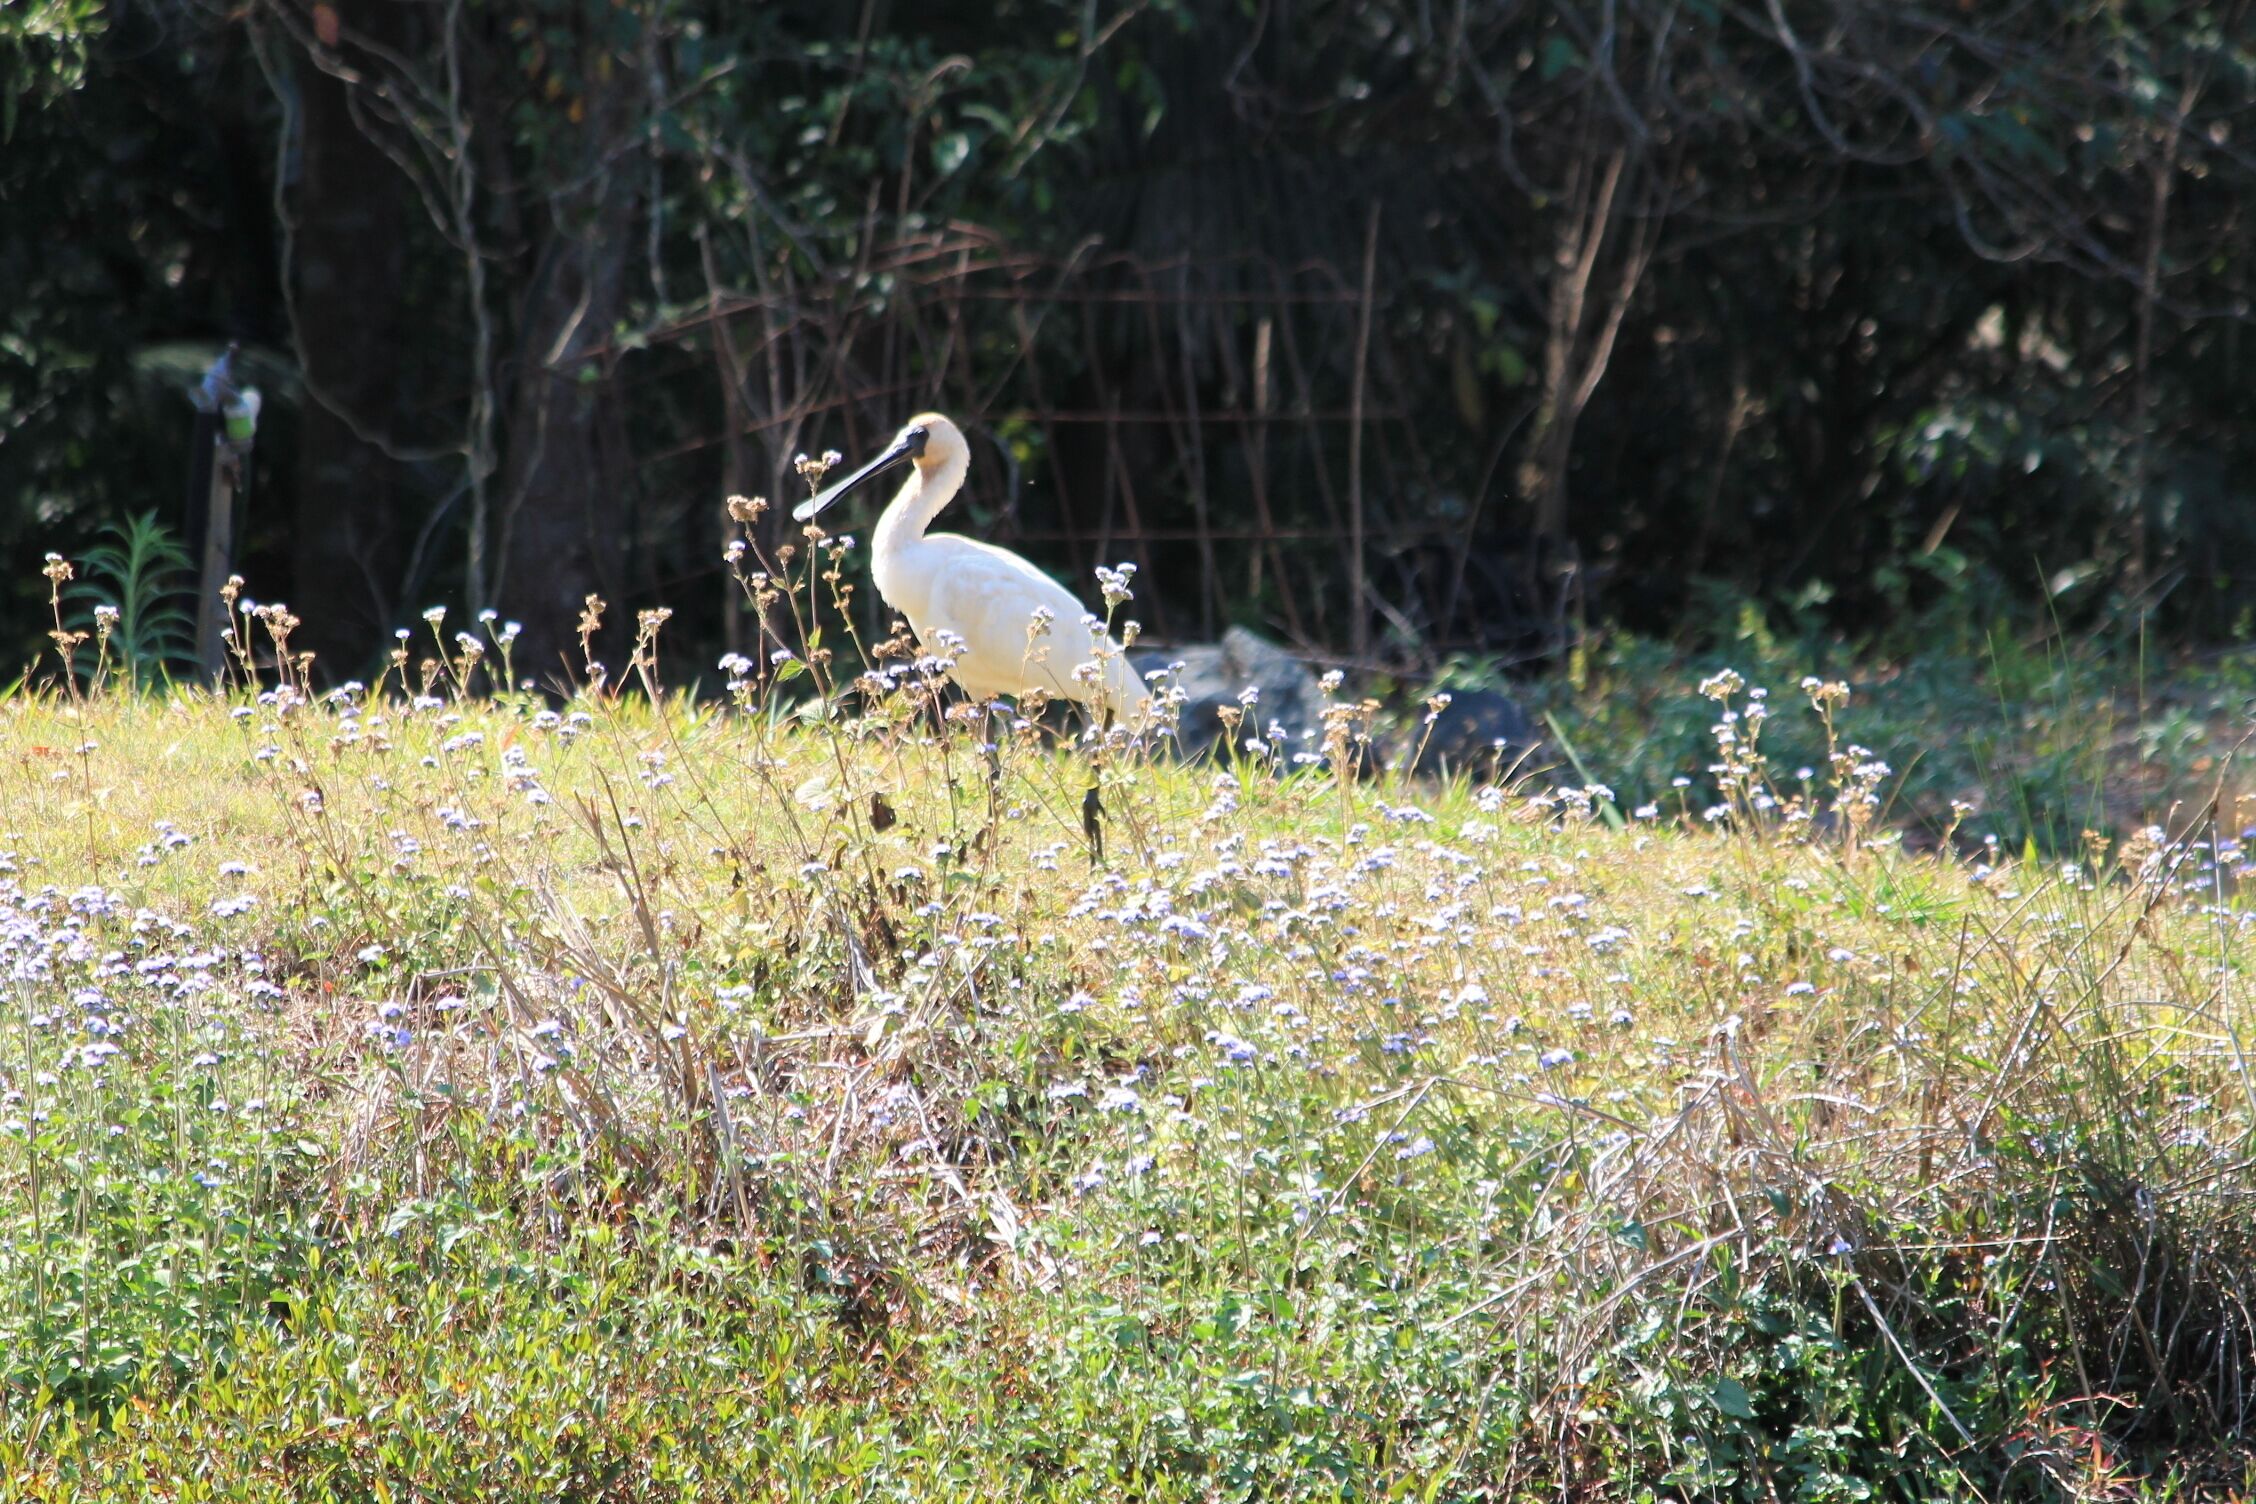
[904,426,931,455]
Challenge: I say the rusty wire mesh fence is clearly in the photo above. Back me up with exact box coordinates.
[586,226,1569,668]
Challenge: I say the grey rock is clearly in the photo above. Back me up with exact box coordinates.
[1132,626,1324,759]
[1404,688,1534,775]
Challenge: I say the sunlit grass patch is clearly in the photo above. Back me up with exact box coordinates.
[0,625,2251,1498]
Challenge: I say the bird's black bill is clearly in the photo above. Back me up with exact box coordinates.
[793,426,929,521]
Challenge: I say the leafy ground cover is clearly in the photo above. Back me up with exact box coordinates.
[1,587,2253,1500]
[1479,587,2256,857]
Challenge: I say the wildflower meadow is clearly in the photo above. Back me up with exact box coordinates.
[1,533,2251,1502]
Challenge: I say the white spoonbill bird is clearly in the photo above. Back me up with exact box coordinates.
[795,414,1151,725]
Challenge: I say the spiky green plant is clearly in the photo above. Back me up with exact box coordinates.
[65,509,196,687]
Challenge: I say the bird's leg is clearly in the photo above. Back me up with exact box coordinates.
[958,700,1004,863]
[1082,781,1105,869]
[981,701,1004,787]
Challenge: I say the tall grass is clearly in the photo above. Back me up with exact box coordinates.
[0,532,2251,1500]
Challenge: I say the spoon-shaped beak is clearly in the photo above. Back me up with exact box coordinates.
[793,428,928,522]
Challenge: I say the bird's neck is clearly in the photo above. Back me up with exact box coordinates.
[872,449,967,562]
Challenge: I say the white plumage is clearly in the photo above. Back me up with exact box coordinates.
[797,413,1150,723]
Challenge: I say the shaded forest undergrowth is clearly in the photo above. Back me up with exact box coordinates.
[0,588,2253,1500]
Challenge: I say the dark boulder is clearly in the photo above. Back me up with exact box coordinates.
[1402,688,1535,775]
[1133,626,1324,759]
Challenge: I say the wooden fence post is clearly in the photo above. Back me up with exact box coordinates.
[190,346,259,683]
[194,444,238,682]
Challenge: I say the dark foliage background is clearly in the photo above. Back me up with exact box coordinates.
[4,0,2253,685]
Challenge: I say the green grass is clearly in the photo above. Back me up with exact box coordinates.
[1477,591,2256,853]
[0,620,2252,1500]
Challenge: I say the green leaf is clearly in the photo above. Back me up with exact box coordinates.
[1539,36,1584,81]
[1712,1377,1755,1419]
[1486,341,1529,386]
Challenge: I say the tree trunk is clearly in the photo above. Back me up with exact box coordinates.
[1516,397,1575,543]
[289,1,411,675]
[1518,145,1648,547]
[492,113,640,691]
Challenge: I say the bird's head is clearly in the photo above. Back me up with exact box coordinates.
[794,413,968,522]
[902,413,966,473]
